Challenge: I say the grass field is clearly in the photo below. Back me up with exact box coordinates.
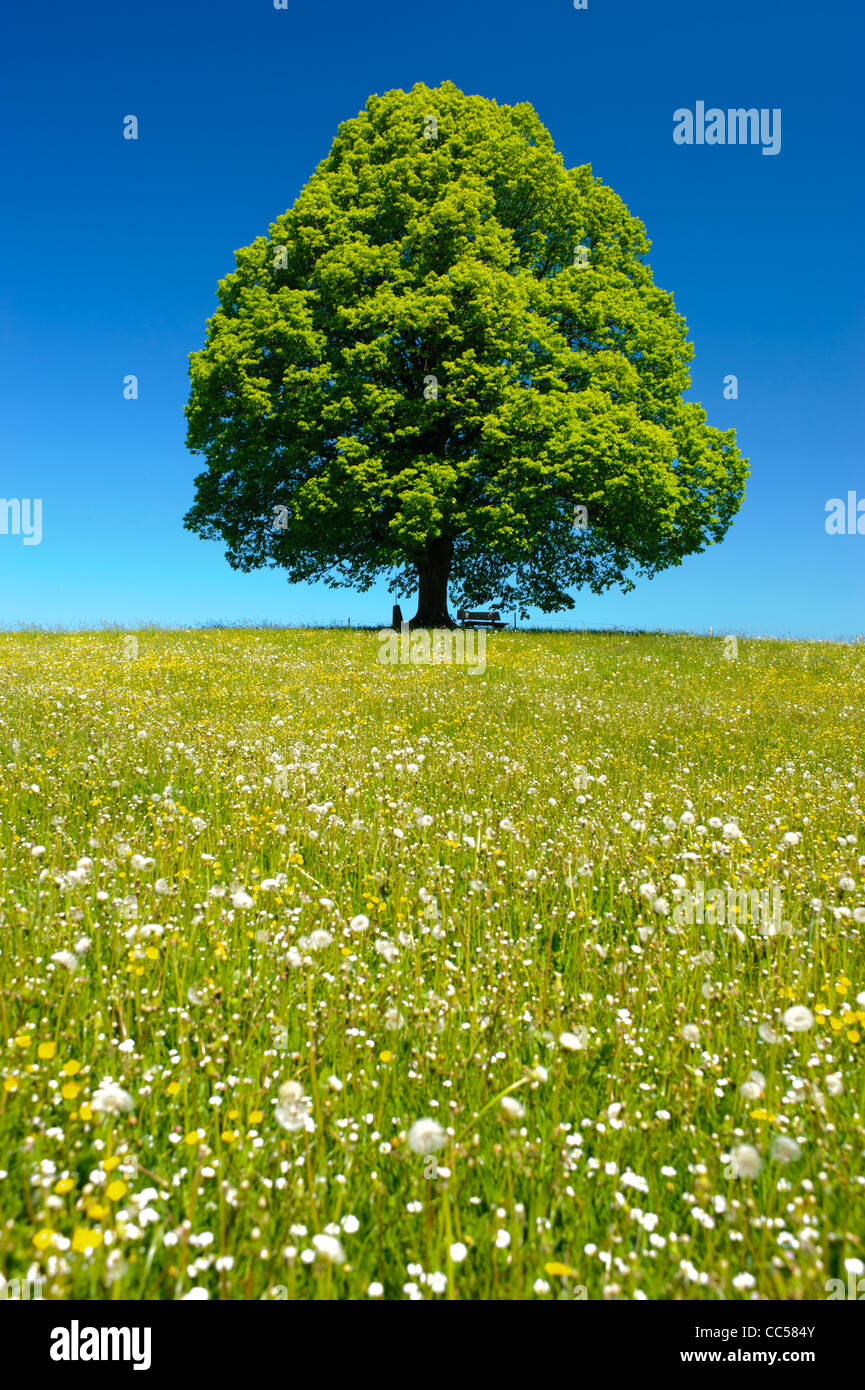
[1,627,863,1301]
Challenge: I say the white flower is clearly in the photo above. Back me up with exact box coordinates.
[91,1084,134,1116]
[844,1257,865,1276]
[374,937,399,962]
[783,1005,814,1033]
[722,823,742,839]
[758,1022,780,1043]
[739,1070,765,1101]
[407,1118,446,1155]
[728,1144,762,1179]
[50,951,78,972]
[531,1065,548,1082]
[681,1024,700,1043]
[312,1233,345,1264]
[349,914,370,933]
[230,889,254,910]
[182,1287,209,1300]
[501,1096,525,1120]
[732,1272,756,1290]
[275,1080,311,1133]
[449,1242,467,1263]
[130,854,155,872]
[680,811,695,825]
[825,1072,844,1097]
[367,1282,384,1297]
[307,929,333,950]
[770,1136,801,1165]
[494,1229,511,1249]
[782,831,801,846]
[559,1028,588,1051]
[73,936,92,956]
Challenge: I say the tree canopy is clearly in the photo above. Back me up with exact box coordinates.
[185,81,748,625]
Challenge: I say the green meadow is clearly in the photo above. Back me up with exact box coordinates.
[0,628,862,1300]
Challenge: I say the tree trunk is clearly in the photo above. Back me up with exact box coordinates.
[410,537,454,628]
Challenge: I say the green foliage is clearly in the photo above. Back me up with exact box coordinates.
[185,82,748,614]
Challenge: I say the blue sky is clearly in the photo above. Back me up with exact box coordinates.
[1,0,862,637]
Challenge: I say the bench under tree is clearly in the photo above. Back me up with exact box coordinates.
[456,608,507,629]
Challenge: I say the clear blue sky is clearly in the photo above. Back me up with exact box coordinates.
[1,0,862,637]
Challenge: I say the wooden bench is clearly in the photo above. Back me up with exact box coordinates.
[457,609,507,629]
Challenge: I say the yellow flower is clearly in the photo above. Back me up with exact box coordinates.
[184,1130,200,1146]
[221,1130,238,1144]
[103,1156,121,1172]
[3,1075,19,1093]
[846,1029,860,1043]
[33,1229,54,1251]
[14,1034,31,1049]
[145,946,159,960]
[166,1081,181,1096]
[78,1103,93,1122]
[37,1041,57,1060]
[106,1180,127,1202]
[71,1228,103,1254]
[248,1109,263,1125]
[545,1261,575,1277]
[87,1203,108,1221]
[61,1060,81,1077]
[62,1082,81,1100]
[54,1177,75,1195]
[379,1051,394,1063]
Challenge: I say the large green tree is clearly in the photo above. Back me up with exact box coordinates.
[185,82,747,626]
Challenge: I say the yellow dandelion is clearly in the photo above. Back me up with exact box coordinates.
[71,1228,103,1254]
